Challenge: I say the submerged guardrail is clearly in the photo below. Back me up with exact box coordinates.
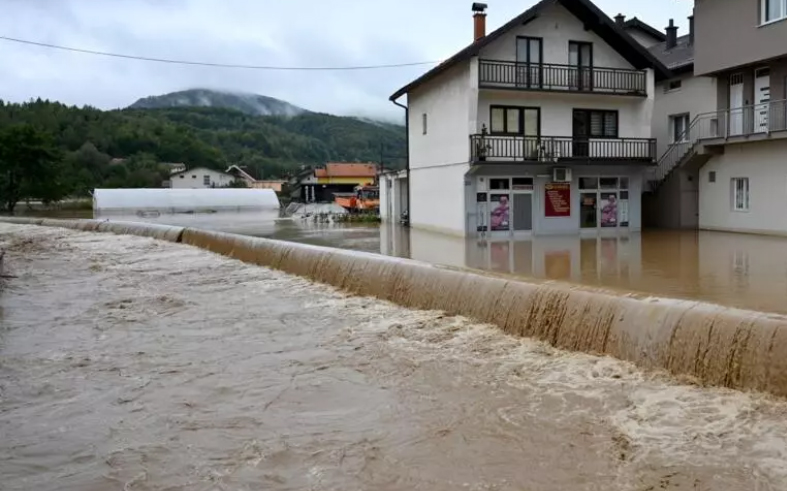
[4,217,787,397]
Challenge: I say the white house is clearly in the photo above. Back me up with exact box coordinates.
[170,167,236,189]
[389,0,669,238]
[379,169,409,222]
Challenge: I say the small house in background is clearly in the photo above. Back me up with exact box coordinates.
[225,165,287,192]
[294,162,379,202]
[170,167,235,189]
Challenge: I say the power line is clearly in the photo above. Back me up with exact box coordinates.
[0,35,441,71]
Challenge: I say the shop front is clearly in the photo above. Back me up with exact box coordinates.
[468,167,642,237]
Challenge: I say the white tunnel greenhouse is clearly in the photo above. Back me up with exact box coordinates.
[93,188,281,215]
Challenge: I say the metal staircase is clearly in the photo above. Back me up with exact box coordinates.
[648,114,704,191]
[649,99,787,191]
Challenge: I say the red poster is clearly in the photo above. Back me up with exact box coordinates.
[545,183,571,217]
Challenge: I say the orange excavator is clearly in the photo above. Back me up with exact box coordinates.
[334,185,380,213]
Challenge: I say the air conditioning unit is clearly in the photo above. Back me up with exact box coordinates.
[552,167,572,183]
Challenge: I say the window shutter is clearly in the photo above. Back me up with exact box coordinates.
[604,112,618,137]
[590,111,604,137]
[491,108,505,133]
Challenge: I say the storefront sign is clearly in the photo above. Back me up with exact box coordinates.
[545,183,571,217]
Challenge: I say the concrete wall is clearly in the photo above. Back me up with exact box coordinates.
[410,164,471,235]
[408,61,475,170]
[479,2,634,70]
[644,167,699,229]
[407,59,478,235]
[695,0,787,75]
[699,140,787,234]
[652,75,718,159]
[171,168,235,189]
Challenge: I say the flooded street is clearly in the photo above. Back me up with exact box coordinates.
[3,223,787,490]
[17,210,787,314]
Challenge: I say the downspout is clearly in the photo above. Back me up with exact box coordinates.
[392,97,410,227]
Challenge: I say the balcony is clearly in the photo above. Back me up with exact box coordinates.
[478,60,647,96]
[693,99,787,143]
[470,134,657,165]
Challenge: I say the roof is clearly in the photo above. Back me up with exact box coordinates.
[648,34,694,74]
[314,163,379,178]
[390,0,672,100]
[171,167,231,177]
[226,165,259,181]
[623,17,666,43]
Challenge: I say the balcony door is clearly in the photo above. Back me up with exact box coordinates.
[754,67,770,133]
[516,37,543,88]
[569,41,593,91]
[729,73,744,136]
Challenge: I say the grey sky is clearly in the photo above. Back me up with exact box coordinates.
[0,0,692,119]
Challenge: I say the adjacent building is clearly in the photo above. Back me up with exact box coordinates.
[389,0,669,238]
[292,162,379,203]
[170,167,235,189]
[225,165,286,192]
[648,0,787,235]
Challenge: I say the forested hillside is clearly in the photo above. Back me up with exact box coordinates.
[0,98,405,210]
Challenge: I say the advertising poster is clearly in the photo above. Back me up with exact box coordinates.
[545,183,571,217]
[490,194,510,231]
[600,193,618,228]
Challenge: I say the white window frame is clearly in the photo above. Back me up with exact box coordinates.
[731,177,750,212]
[761,0,787,25]
[670,114,691,143]
[203,175,211,186]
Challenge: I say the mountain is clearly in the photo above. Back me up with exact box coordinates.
[129,89,308,117]
[0,98,406,195]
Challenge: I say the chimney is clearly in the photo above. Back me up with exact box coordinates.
[665,18,678,50]
[472,2,488,41]
[615,14,625,26]
[688,14,694,45]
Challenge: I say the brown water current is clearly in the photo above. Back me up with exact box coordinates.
[3,223,787,490]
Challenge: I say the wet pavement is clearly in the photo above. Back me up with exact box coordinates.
[3,223,787,490]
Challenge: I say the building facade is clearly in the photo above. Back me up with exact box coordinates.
[170,167,236,189]
[390,0,668,238]
[648,0,787,235]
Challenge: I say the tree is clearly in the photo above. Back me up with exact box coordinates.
[0,124,64,212]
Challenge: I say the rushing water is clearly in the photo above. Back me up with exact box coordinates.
[18,208,787,314]
[3,223,787,490]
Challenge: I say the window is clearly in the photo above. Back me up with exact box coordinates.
[490,106,540,135]
[192,175,197,179]
[179,175,185,179]
[422,113,428,135]
[203,175,211,186]
[574,109,618,138]
[709,171,716,183]
[670,114,690,143]
[762,0,787,23]
[732,177,750,211]
[666,80,682,92]
[490,178,510,190]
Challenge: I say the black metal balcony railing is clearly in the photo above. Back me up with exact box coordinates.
[470,134,657,164]
[479,60,648,96]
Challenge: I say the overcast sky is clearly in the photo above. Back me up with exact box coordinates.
[0,0,692,119]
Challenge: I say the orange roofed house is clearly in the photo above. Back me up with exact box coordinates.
[297,162,379,202]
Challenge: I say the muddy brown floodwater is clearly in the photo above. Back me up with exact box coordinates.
[3,224,787,491]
